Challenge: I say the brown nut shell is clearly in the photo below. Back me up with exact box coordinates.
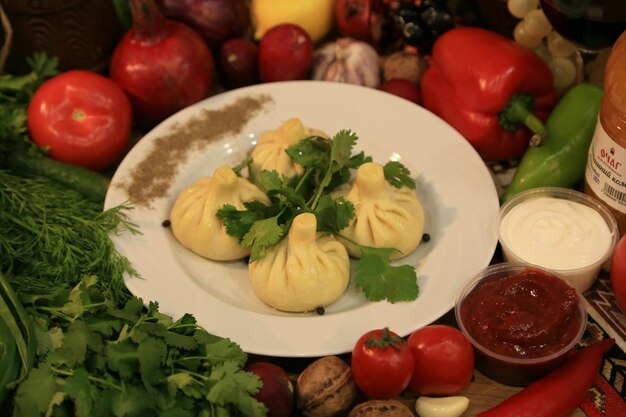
[348,399,414,417]
[296,355,358,417]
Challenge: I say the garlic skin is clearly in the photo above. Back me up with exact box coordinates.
[414,396,470,417]
[312,38,380,88]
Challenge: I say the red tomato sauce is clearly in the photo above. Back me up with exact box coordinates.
[460,269,582,359]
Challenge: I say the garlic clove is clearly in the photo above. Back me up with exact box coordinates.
[414,396,470,417]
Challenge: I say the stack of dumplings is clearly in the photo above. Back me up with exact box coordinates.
[169,119,426,313]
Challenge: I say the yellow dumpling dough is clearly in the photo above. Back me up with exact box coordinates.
[339,162,425,260]
[170,165,270,261]
[251,118,327,179]
[249,213,350,312]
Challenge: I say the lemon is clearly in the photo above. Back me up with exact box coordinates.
[251,0,335,43]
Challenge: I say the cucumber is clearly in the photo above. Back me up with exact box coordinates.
[6,149,110,204]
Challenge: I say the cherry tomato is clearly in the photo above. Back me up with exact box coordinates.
[407,324,474,396]
[351,328,414,399]
[611,234,626,312]
[27,70,132,171]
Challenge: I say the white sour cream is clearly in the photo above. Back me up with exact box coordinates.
[499,197,613,271]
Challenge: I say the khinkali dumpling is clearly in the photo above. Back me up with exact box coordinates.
[338,162,425,260]
[249,213,350,312]
[170,164,270,261]
[250,118,327,179]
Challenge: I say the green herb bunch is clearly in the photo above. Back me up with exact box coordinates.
[11,276,266,417]
[0,53,58,156]
[0,171,136,303]
[218,130,420,303]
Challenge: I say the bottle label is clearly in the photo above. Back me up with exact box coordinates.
[585,117,626,214]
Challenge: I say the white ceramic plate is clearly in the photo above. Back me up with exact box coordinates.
[105,81,499,357]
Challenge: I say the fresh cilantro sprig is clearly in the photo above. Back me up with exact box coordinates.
[14,276,267,417]
[353,245,419,303]
[218,129,421,303]
[384,160,416,189]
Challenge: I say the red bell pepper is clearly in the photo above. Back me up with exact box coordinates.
[421,27,558,161]
[477,338,615,417]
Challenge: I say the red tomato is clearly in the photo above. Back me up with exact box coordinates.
[27,70,132,171]
[407,325,474,396]
[351,328,414,399]
[611,234,626,312]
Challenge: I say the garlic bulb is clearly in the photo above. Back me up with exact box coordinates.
[311,38,380,87]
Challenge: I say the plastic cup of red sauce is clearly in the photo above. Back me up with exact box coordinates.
[454,262,587,386]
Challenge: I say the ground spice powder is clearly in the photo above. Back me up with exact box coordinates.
[120,94,273,207]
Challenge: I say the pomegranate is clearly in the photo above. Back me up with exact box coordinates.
[110,0,214,125]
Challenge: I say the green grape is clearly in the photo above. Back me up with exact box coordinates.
[547,31,577,58]
[549,56,577,88]
[507,0,540,18]
[524,9,552,38]
[514,20,543,48]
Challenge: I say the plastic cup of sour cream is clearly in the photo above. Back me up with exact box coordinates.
[498,187,619,293]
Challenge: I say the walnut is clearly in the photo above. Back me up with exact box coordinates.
[296,356,358,417]
[348,399,415,417]
[382,51,425,85]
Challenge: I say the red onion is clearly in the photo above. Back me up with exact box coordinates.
[156,0,250,49]
[109,0,214,125]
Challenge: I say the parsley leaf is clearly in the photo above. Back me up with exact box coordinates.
[285,136,329,169]
[383,161,416,189]
[240,216,285,261]
[15,276,267,417]
[314,195,355,234]
[354,246,419,303]
[215,201,267,241]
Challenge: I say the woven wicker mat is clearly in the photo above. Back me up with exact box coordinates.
[580,273,626,416]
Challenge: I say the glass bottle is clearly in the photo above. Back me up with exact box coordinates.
[584,30,626,236]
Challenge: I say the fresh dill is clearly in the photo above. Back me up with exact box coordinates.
[0,170,138,303]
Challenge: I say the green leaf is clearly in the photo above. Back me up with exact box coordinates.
[241,217,284,261]
[105,339,139,379]
[285,136,329,168]
[347,151,373,169]
[110,384,155,417]
[354,246,419,303]
[14,364,58,417]
[109,297,144,323]
[49,320,90,367]
[383,161,416,189]
[64,367,95,417]
[138,337,167,389]
[268,187,308,209]
[216,204,261,240]
[329,130,358,173]
[166,373,196,398]
[313,196,355,234]
[202,338,247,368]
[88,317,123,337]
[255,170,284,193]
[207,361,263,406]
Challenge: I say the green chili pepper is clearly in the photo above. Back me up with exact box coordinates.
[501,83,604,203]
